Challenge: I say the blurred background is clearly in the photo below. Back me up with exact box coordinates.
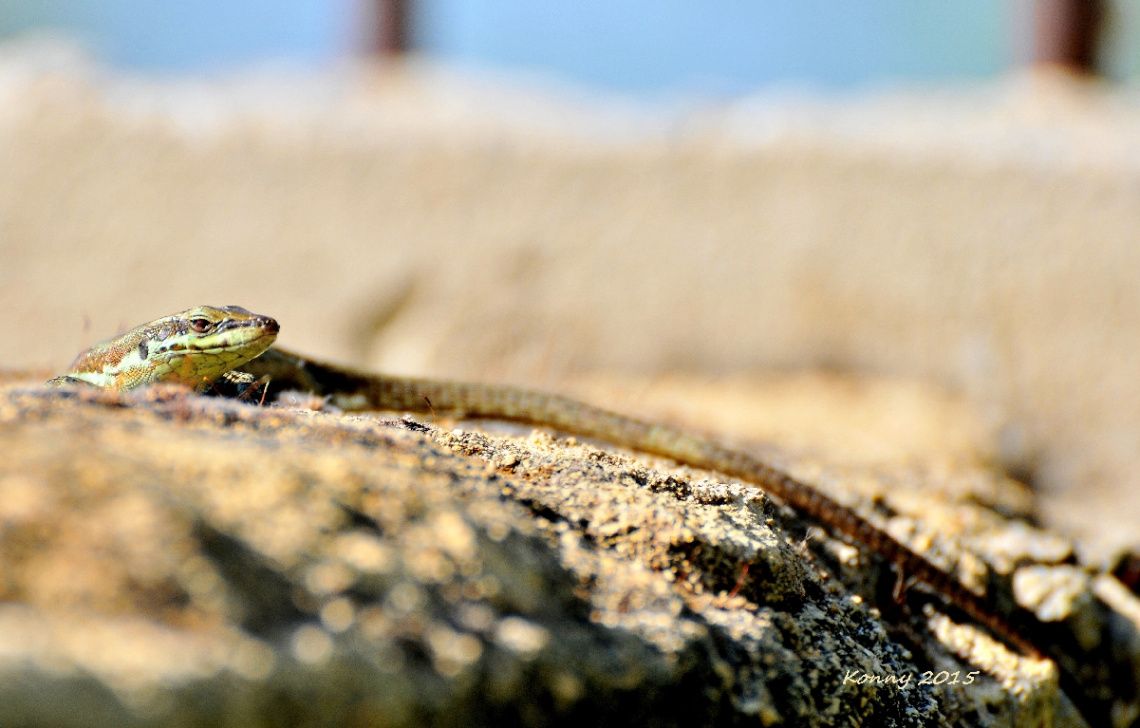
[3,0,1140,557]
[1,0,1138,86]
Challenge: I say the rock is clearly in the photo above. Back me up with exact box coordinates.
[0,379,1121,726]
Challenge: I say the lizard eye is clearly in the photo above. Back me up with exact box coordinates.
[189,318,213,333]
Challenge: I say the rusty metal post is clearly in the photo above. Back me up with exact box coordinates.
[1033,0,1104,73]
[375,0,410,55]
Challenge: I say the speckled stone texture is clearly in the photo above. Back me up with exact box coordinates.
[0,378,1131,726]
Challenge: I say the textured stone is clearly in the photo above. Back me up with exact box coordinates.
[0,379,1124,726]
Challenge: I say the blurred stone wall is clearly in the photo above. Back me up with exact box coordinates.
[2,41,1139,552]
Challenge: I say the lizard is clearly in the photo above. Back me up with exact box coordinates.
[46,304,1044,661]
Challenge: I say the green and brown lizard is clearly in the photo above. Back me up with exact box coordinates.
[47,304,1043,661]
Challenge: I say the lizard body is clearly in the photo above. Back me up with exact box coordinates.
[48,306,1040,658]
[244,347,1042,659]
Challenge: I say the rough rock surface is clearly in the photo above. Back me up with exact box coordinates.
[0,377,1134,726]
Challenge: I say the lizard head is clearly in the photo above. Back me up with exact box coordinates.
[61,305,281,391]
[143,305,280,389]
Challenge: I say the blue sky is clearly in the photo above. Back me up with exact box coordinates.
[0,0,1013,92]
[416,0,1010,92]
